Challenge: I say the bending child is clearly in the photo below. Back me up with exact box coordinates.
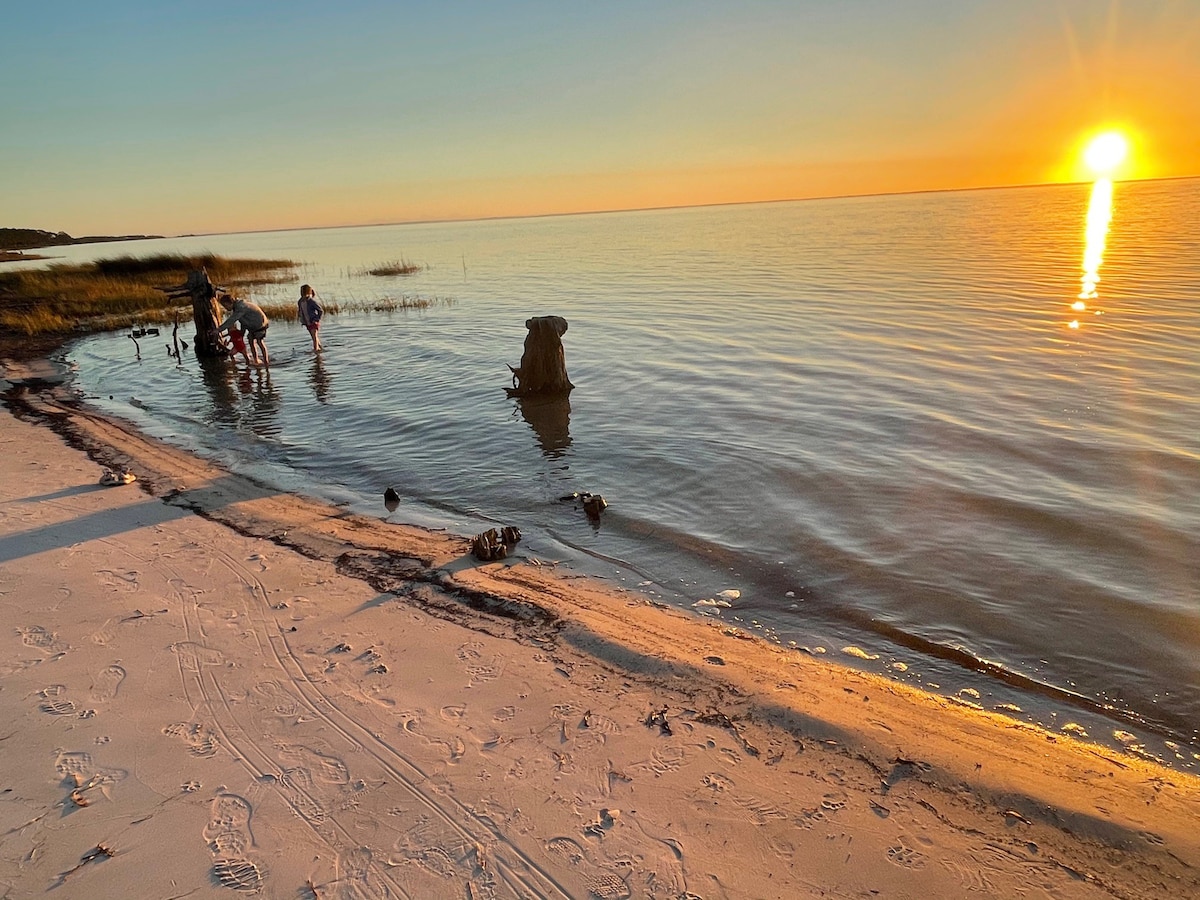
[217,294,270,366]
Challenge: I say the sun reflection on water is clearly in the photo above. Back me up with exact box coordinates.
[1079,177,1113,304]
[1069,131,1127,331]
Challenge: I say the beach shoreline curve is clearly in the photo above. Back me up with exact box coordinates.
[2,380,1198,898]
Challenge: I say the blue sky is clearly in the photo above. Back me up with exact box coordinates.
[3,1,1197,235]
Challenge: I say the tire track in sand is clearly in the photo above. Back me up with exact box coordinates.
[195,547,573,898]
[166,553,408,897]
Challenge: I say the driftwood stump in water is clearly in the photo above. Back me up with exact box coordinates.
[160,268,226,358]
[507,315,573,397]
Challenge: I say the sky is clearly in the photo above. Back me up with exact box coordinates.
[3,0,1199,237]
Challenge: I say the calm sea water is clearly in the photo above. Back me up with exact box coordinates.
[57,181,1200,766]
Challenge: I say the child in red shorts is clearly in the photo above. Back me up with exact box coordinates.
[227,323,250,364]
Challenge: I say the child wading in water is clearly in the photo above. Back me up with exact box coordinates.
[298,284,324,352]
[227,324,251,365]
[217,294,271,366]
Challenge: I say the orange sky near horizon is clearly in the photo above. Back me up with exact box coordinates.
[2,1,1198,236]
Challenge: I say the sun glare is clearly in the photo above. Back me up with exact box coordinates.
[1083,132,1129,176]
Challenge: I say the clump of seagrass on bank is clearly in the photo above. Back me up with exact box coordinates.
[0,253,455,351]
[0,253,297,338]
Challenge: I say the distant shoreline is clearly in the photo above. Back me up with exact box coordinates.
[0,227,163,254]
[7,175,1198,247]
[0,250,49,263]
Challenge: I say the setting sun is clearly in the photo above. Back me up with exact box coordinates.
[1083,132,1130,176]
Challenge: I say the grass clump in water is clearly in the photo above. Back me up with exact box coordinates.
[0,253,297,336]
[354,259,422,277]
[367,295,441,311]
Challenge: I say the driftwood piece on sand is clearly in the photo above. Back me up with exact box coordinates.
[471,525,522,561]
[507,315,573,397]
[160,268,226,358]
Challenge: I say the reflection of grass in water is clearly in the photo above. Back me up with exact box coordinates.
[353,259,423,277]
[0,253,297,336]
[258,294,455,320]
[361,295,451,312]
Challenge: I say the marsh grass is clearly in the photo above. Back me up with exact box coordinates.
[0,253,297,336]
[362,295,447,312]
[253,294,452,322]
[354,259,423,277]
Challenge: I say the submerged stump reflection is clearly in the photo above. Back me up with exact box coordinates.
[517,394,572,458]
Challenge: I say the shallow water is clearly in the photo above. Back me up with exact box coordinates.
[61,180,1200,766]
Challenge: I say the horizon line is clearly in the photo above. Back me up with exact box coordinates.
[172,172,1199,240]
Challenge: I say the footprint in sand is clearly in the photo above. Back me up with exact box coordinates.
[337,778,371,812]
[820,793,848,813]
[336,846,380,891]
[546,836,587,865]
[18,626,65,654]
[53,750,94,780]
[886,839,928,870]
[203,793,265,893]
[580,712,622,736]
[0,658,44,677]
[254,681,301,718]
[89,665,126,703]
[52,750,127,795]
[586,871,633,899]
[205,795,252,846]
[550,702,584,721]
[546,836,637,899]
[90,619,118,646]
[701,772,732,792]
[40,699,77,716]
[470,727,504,753]
[170,641,227,672]
[164,723,220,758]
[278,768,328,824]
[637,744,686,776]
[401,843,461,880]
[465,661,503,687]
[275,744,351,786]
[455,641,485,662]
[396,711,424,737]
[795,804,831,829]
[732,792,790,825]
[92,766,128,790]
[212,858,265,893]
[95,569,140,593]
[338,849,374,883]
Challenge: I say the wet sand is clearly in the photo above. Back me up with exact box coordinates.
[2,378,1199,898]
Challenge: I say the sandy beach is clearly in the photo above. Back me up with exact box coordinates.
[1,370,1199,899]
